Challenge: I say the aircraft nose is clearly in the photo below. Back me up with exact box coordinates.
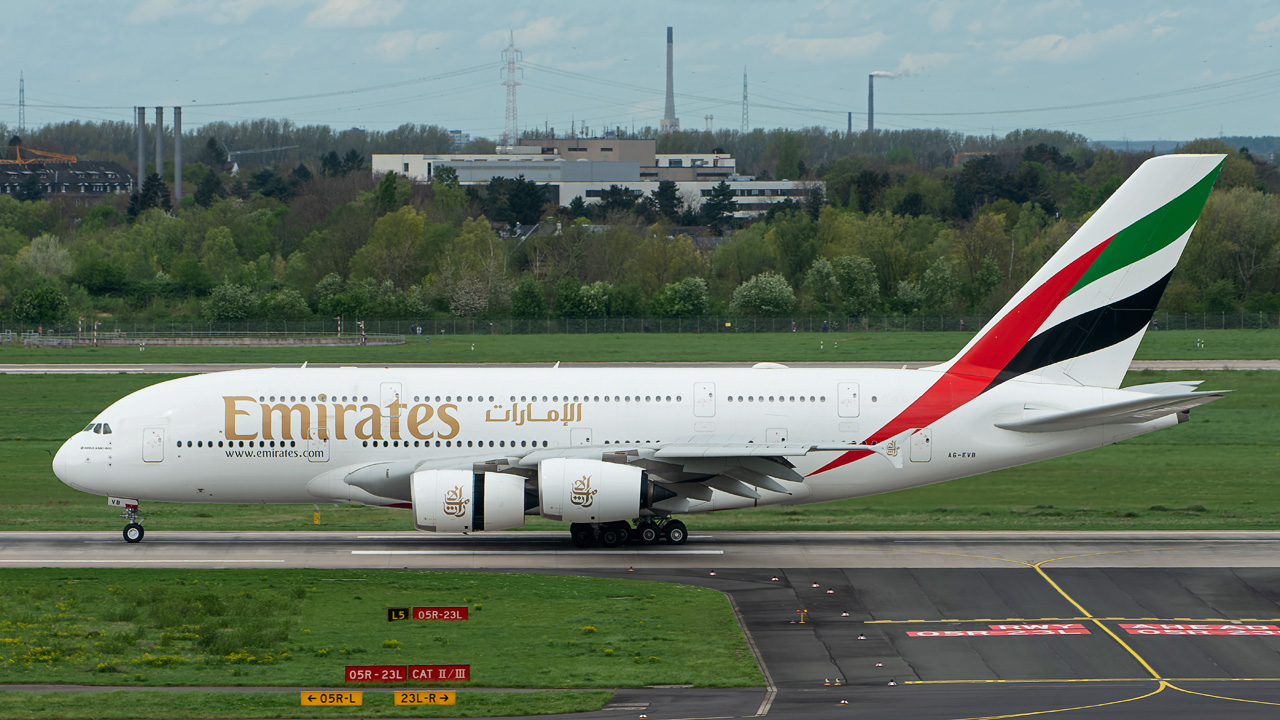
[52,439,84,491]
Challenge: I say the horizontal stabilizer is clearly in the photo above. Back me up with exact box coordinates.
[995,390,1228,433]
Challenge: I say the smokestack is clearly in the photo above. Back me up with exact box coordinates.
[847,111,852,135]
[135,107,145,192]
[867,75,874,133]
[173,106,182,204]
[154,107,163,181]
[660,26,679,133]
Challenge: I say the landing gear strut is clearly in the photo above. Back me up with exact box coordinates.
[120,504,145,543]
[567,518,687,548]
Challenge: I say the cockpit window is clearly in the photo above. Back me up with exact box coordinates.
[92,423,102,434]
[102,424,112,435]
[83,424,95,432]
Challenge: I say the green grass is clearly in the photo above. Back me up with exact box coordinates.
[1,327,1277,364]
[2,369,1277,532]
[0,569,761,689]
[0,690,612,718]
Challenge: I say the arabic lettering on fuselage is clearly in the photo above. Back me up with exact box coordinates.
[483,402,583,426]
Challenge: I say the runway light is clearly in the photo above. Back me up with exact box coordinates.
[628,566,634,572]
[857,633,866,640]
[812,582,820,588]
[771,577,779,582]
[840,699,849,705]
[875,662,883,667]
[834,678,842,685]
[888,678,897,686]
[841,612,849,617]
[826,589,835,594]
[824,678,831,685]
[709,571,717,576]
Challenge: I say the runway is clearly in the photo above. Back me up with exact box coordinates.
[5,531,1280,718]
[4,359,1279,374]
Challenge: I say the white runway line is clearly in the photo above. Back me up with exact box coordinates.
[351,550,724,556]
[4,559,286,563]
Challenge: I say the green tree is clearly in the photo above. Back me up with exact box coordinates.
[729,272,795,316]
[201,227,241,283]
[259,288,312,319]
[832,255,880,316]
[127,173,171,221]
[766,210,817,285]
[15,174,43,202]
[509,275,547,318]
[623,227,702,293]
[10,286,68,324]
[801,257,839,312]
[16,234,71,277]
[651,277,709,317]
[651,180,682,222]
[193,169,225,208]
[701,181,737,234]
[201,283,256,322]
[352,206,426,288]
[921,257,959,312]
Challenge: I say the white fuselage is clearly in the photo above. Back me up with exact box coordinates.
[52,365,1177,519]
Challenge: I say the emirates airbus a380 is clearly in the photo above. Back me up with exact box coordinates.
[55,154,1229,546]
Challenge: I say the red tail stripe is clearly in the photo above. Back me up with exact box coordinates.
[809,237,1112,477]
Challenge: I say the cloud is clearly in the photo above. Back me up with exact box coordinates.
[372,29,449,61]
[896,51,962,75]
[304,0,403,29]
[1151,25,1173,39]
[126,0,300,25]
[1258,12,1280,34]
[929,0,958,33]
[745,31,888,62]
[480,17,586,51]
[998,23,1134,63]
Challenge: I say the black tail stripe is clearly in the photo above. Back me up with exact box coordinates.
[982,271,1173,393]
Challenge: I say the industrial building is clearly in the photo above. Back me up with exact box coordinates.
[372,138,816,218]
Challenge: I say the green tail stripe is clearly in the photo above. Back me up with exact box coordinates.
[1068,159,1223,296]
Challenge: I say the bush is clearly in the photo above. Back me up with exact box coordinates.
[651,277,709,317]
[9,286,69,324]
[201,284,256,322]
[729,272,795,316]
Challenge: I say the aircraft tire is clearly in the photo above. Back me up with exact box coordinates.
[665,520,687,545]
[570,525,594,548]
[609,521,632,545]
[599,527,624,547]
[637,522,660,544]
[123,523,144,543]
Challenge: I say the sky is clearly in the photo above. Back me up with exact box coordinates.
[3,0,1280,143]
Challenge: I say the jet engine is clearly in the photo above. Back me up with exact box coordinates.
[411,469,527,532]
[538,458,676,523]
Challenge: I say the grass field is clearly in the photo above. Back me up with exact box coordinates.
[2,369,1276,532]
[1,328,1277,364]
[0,690,612,719]
[0,569,761,690]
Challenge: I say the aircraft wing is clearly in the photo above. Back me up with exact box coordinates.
[994,390,1229,434]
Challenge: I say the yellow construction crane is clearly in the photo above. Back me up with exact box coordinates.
[1,144,77,165]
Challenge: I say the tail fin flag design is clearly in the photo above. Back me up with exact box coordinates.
[941,153,1225,390]
[810,154,1223,478]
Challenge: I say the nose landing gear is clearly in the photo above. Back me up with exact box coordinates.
[117,502,145,543]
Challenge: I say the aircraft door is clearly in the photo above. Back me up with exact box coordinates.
[694,383,716,417]
[837,383,860,418]
[380,382,403,418]
[571,428,592,446]
[142,427,164,463]
[910,428,932,463]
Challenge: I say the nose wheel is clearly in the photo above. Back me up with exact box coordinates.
[118,502,146,543]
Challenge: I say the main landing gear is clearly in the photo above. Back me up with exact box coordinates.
[120,504,145,543]
[569,519,687,548]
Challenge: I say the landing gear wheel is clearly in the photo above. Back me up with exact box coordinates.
[570,524,594,548]
[123,523,144,543]
[608,521,632,545]
[636,522,660,544]
[599,526,624,547]
[664,520,687,545]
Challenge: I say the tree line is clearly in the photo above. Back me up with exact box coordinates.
[2,124,1278,327]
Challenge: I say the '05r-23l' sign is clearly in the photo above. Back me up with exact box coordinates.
[388,606,469,622]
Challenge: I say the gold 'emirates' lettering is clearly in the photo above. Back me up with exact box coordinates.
[223,397,460,442]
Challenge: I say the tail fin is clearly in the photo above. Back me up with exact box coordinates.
[936,153,1224,390]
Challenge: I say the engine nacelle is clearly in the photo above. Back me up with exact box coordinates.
[538,458,674,523]
[411,469,526,533]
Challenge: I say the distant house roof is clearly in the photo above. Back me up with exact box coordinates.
[0,160,135,197]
